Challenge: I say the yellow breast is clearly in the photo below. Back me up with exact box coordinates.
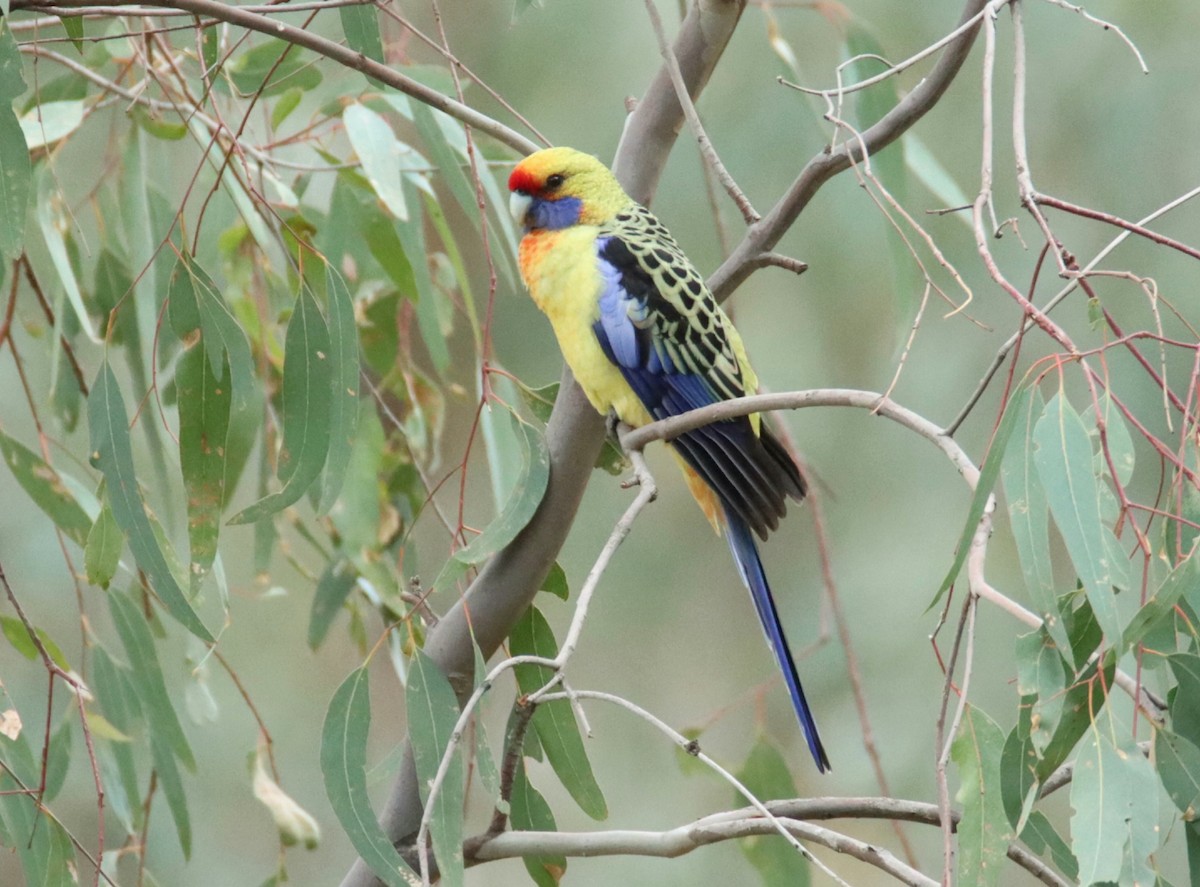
[519,228,654,427]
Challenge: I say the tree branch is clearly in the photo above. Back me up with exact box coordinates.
[13,0,541,155]
[707,0,988,300]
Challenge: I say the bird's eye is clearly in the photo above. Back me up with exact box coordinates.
[545,173,565,190]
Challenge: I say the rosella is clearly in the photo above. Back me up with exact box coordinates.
[508,147,829,771]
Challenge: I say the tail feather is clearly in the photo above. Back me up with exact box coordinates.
[725,510,830,772]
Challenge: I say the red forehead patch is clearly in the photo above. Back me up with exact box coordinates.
[508,165,539,194]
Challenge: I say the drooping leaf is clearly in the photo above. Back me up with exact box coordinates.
[952,705,1012,887]
[934,382,1031,607]
[339,3,384,67]
[1157,729,1200,817]
[230,287,332,524]
[321,667,418,887]
[540,562,569,601]
[176,344,232,585]
[1015,629,1068,755]
[0,25,30,263]
[510,758,565,887]
[308,559,358,651]
[317,266,361,513]
[84,500,123,588]
[91,645,143,833]
[36,178,99,343]
[1168,654,1200,746]
[1069,732,1156,885]
[150,734,192,857]
[1001,387,1070,650]
[0,731,76,887]
[396,204,451,373]
[20,99,84,150]
[455,413,549,565]
[89,364,214,642]
[345,103,409,220]
[0,428,92,548]
[519,380,625,475]
[108,589,195,771]
[1019,811,1079,882]
[229,39,322,97]
[1033,394,1124,641]
[735,735,811,886]
[510,607,607,821]
[0,615,69,670]
[407,651,465,887]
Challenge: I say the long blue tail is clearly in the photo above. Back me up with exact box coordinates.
[725,510,830,772]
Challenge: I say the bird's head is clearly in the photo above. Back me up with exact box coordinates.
[508,147,630,232]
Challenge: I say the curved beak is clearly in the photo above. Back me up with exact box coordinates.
[508,190,532,228]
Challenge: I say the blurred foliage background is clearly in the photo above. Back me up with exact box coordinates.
[1,0,1199,885]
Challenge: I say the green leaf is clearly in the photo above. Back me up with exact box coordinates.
[905,133,971,215]
[509,759,565,887]
[340,3,384,66]
[1015,629,1067,754]
[92,645,144,832]
[1033,394,1123,641]
[0,27,30,263]
[36,179,99,343]
[1114,554,1198,661]
[152,734,192,857]
[0,615,69,670]
[540,562,569,601]
[345,103,409,220]
[270,87,304,129]
[176,345,231,584]
[321,667,418,887]
[455,413,549,565]
[0,22,25,101]
[43,719,72,802]
[735,736,810,886]
[0,428,92,548]
[396,206,451,374]
[229,39,322,97]
[89,364,214,641]
[308,559,357,650]
[1001,387,1070,650]
[21,99,85,149]
[57,15,83,52]
[1157,729,1200,817]
[510,607,607,820]
[363,212,417,295]
[85,500,123,588]
[407,651,465,887]
[1070,732,1154,885]
[952,705,1012,887]
[411,103,480,236]
[317,266,361,513]
[230,287,332,524]
[1019,811,1079,882]
[1168,655,1200,746]
[109,589,195,771]
[0,733,76,887]
[519,380,626,475]
[934,382,1031,607]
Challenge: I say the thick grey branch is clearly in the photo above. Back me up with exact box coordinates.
[467,795,1071,887]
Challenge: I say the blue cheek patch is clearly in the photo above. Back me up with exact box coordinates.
[529,195,583,230]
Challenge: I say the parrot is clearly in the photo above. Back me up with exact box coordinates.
[508,146,829,772]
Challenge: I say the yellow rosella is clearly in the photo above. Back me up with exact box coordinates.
[509,147,829,771]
